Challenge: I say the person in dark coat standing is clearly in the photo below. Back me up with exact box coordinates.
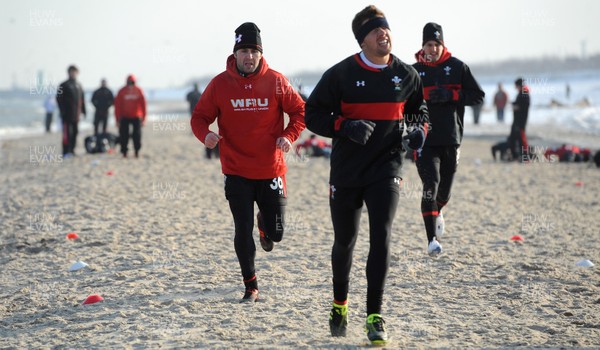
[509,77,530,161]
[186,83,202,116]
[56,65,86,156]
[91,79,114,136]
[187,83,218,158]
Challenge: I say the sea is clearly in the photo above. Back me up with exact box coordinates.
[1,70,599,147]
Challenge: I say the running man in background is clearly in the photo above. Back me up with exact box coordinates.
[190,22,305,303]
[413,22,484,256]
[305,6,429,345]
[509,77,530,161]
[114,74,146,158]
[56,65,86,156]
[91,79,114,136]
[493,82,508,123]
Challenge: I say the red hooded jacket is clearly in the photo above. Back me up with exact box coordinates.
[114,84,146,123]
[191,55,305,179]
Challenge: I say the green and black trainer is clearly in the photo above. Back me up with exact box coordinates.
[365,313,388,345]
[329,302,348,337]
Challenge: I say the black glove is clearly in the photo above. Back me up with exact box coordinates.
[428,88,453,104]
[339,120,376,145]
[402,125,426,150]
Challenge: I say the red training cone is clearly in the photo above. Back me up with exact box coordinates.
[575,181,584,187]
[66,232,79,240]
[106,171,114,176]
[510,235,524,242]
[82,294,104,305]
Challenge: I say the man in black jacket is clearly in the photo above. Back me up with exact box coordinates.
[56,65,86,156]
[413,23,485,256]
[305,5,429,345]
[509,77,531,161]
[91,79,114,136]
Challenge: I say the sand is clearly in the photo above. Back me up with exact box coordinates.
[1,104,599,349]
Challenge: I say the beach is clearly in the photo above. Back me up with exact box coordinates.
[1,106,599,349]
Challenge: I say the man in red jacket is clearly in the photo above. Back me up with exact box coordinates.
[191,22,305,302]
[114,74,146,158]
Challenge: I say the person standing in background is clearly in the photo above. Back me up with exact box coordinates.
[493,83,508,123]
[114,74,146,158]
[186,83,218,159]
[186,83,202,116]
[43,94,56,133]
[509,77,530,161]
[413,22,485,256]
[56,65,86,157]
[471,99,483,125]
[91,79,114,136]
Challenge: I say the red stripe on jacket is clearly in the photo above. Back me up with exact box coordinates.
[341,101,405,121]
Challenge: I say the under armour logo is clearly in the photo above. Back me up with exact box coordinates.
[434,31,441,39]
[356,81,365,87]
[419,72,426,76]
[235,34,242,43]
[393,178,401,185]
[444,66,451,76]
[330,185,336,199]
[245,84,252,89]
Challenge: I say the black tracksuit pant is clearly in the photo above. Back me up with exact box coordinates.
[119,118,142,155]
[94,109,109,136]
[61,119,78,155]
[330,177,400,315]
[224,175,287,291]
[415,145,459,242]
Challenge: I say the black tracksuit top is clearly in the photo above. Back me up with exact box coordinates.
[306,53,429,187]
[413,49,484,146]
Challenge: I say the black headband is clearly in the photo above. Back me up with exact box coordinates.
[355,17,390,45]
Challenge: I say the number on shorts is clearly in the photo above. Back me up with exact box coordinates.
[270,177,283,191]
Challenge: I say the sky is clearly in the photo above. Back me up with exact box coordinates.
[1,0,599,90]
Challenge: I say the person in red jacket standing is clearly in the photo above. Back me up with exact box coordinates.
[191,22,305,302]
[114,74,146,158]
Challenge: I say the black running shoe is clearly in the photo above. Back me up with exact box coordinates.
[365,313,388,345]
[257,212,273,252]
[329,303,348,337]
[240,288,258,303]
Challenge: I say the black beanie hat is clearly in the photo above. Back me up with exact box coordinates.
[422,22,444,46]
[515,78,524,87]
[233,22,263,53]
